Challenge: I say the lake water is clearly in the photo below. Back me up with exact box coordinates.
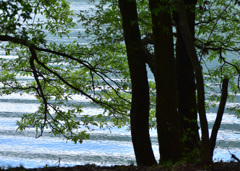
[0,0,240,169]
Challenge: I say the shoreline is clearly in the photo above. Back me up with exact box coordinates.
[2,162,240,171]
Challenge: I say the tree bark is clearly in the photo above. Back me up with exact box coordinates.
[118,0,157,166]
[174,0,200,156]
[149,0,183,163]
[175,0,212,164]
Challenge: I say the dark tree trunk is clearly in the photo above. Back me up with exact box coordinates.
[210,78,229,157]
[118,0,157,166]
[149,0,183,164]
[175,0,200,156]
[175,0,212,164]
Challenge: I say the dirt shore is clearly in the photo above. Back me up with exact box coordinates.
[2,162,240,171]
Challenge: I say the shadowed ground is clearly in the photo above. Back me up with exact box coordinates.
[1,162,240,171]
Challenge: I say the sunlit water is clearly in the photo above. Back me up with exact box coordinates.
[0,0,240,169]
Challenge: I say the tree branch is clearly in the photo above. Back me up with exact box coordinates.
[0,35,130,104]
[29,44,48,137]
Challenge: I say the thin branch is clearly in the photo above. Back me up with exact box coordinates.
[206,0,233,42]
[29,44,48,136]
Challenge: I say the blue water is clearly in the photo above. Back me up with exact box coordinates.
[0,0,240,169]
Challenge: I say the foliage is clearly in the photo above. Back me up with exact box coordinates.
[0,0,130,143]
[0,0,240,146]
[195,0,240,114]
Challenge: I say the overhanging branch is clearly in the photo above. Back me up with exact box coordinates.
[0,35,131,104]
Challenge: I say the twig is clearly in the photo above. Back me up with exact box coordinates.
[54,158,61,168]
[228,148,240,163]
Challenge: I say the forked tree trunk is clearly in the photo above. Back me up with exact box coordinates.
[118,0,157,166]
[175,0,212,164]
[175,0,200,157]
[149,0,183,164]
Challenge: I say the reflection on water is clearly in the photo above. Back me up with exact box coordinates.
[0,92,240,168]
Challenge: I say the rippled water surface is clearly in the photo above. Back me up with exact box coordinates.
[1,0,240,169]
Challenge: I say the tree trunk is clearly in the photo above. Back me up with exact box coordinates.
[174,0,200,157]
[118,0,157,166]
[210,78,229,157]
[175,0,212,164]
[149,0,183,164]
